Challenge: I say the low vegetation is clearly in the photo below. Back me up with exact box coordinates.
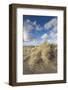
[23,42,57,74]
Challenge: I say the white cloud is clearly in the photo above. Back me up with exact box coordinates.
[41,33,48,39]
[44,18,57,30]
[48,30,57,44]
[23,27,33,41]
[23,31,31,41]
[23,19,43,42]
[33,21,37,26]
[23,18,57,45]
[24,23,34,32]
[43,18,57,44]
[36,25,43,31]
[24,19,34,32]
[24,38,45,46]
[23,19,34,41]
[26,19,31,23]
[32,21,43,31]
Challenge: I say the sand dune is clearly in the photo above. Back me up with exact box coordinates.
[23,42,57,74]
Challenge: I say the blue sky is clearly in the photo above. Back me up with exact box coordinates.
[23,15,57,46]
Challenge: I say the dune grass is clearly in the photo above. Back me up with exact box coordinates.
[23,42,57,74]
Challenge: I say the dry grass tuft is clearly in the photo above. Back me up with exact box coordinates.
[23,42,57,74]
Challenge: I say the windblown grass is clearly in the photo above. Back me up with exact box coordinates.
[23,42,57,74]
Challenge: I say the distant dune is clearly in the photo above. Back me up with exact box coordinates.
[23,42,57,74]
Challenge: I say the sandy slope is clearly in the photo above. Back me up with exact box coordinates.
[23,42,57,74]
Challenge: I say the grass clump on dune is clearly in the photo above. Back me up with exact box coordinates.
[23,42,57,74]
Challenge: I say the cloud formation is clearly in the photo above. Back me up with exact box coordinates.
[41,33,48,40]
[23,17,57,46]
[44,18,57,30]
